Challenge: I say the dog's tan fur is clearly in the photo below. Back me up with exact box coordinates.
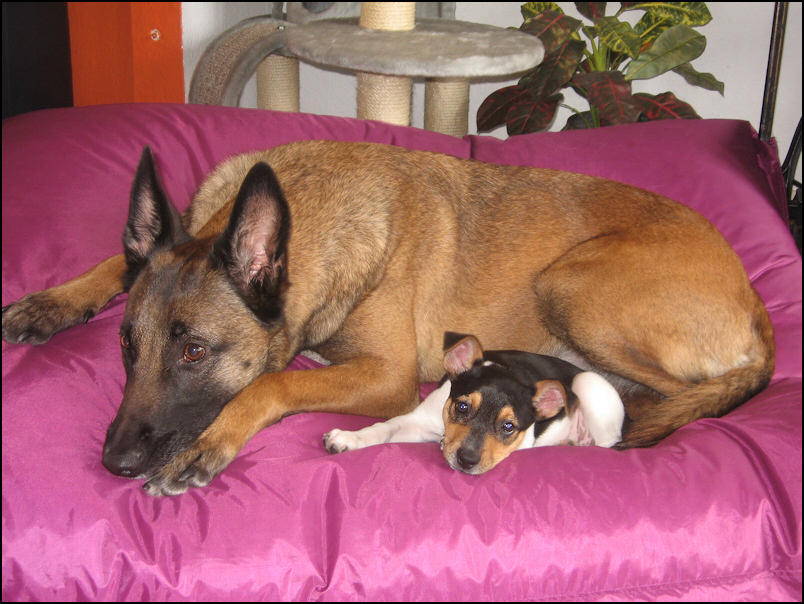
[2,140,774,495]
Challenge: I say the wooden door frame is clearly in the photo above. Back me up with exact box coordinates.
[68,2,184,106]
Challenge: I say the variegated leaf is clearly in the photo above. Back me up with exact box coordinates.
[575,2,608,22]
[620,2,712,27]
[521,2,564,20]
[573,71,639,125]
[476,85,533,133]
[562,110,602,130]
[633,92,700,119]
[673,62,724,95]
[596,16,642,58]
[520,38,586,98]
[624,24,705,80]
[633,11,671,47]
[521,10,583,55]
[506,93,563,135]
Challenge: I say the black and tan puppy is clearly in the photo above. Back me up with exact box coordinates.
[2,141,774,495]
[325,333,625,474]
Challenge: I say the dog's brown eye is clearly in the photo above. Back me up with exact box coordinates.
[120,334,130,349]
[455,400,470,415]
[183,343,206,362]
[501,421,516,435]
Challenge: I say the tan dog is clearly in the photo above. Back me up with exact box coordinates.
[1,141,774,495]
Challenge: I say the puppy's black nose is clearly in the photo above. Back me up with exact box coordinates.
[456,447,480,470]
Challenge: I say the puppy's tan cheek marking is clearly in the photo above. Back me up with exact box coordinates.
[442,420,471,459]
[442,393,477,454]
[479,429,527,473]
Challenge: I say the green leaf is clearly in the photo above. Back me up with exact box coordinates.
[507,93,563,135]
[595,16,642,58]
[477,85,533,132]
[520,10,583,55]
[633,92,701,119]
[562,110,598,130]
[620,2,712,27]
[574,2,608,22]
[521,2,564,20]
[673,62,724,95]
[624,24,705,80]
[633,11,672,46]
[573,71,640,125]
[520,39,586,98]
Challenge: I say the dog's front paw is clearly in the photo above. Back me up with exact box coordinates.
[3,291,97,345]
[142,437,237,496]
[323,429,367,454]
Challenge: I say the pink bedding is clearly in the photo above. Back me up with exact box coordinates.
[2,104,801,600]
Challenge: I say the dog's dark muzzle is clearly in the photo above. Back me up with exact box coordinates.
[102,442,147,478]
[101,396,217,479]
[102,419,155,478]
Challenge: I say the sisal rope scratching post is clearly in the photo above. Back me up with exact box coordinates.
[358,2,416,30]
[257,54,300,112]
[356,3,415,126]
[424,78,470,137]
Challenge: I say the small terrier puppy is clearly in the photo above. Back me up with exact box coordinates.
[325,333,624,474]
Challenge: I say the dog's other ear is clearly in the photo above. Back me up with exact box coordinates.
[533,380,569,420]
[212,162,290,324]
[443,333,483,376]
[123,146,190,274]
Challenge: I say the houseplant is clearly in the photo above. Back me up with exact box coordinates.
[477,2,724,134]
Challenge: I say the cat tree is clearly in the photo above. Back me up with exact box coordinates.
[191,2,543,137]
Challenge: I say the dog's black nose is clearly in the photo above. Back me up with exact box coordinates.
[102,446,147,477]
[102,422,151,478]
[456,447,480,470]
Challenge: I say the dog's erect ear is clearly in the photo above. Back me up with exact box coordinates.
[443,333,484,376]
[533,380,569,420]
[123,146,190,274]
[212,162,290,324]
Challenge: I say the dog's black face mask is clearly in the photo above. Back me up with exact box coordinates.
[102,148,291,479]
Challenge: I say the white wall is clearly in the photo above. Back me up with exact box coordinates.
[182,2,802,170]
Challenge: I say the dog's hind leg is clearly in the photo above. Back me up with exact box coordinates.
[616,321,774,449]
[535,228,774,449]
[2,254,127,345]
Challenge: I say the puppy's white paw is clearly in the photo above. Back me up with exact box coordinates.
[323,429,366,453]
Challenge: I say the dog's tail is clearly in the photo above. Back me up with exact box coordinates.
[617,310,775,449]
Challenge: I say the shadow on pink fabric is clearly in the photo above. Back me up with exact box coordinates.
[2,104,801,600]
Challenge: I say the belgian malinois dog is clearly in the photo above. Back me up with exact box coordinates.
[2,141,775,496]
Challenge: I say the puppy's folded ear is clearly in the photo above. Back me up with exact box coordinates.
[443,333,483,376]
[533,380,569,420]
[211,162,291,324]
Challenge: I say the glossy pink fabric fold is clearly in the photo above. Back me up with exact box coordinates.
[2,104,801,600]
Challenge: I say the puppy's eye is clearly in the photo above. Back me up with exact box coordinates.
[183,343,206,362]
[455,400,470,415]
[120,334,130,349]
[501,421,516,435]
